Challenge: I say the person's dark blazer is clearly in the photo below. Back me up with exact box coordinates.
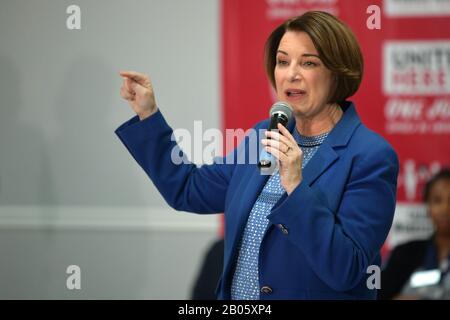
[378,239,430,300]
[115,101,399,300]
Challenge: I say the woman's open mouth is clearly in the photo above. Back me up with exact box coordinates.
[285,89,306,101]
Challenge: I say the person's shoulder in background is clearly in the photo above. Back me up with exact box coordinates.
[378,238,431,300]
[191,238,224,300]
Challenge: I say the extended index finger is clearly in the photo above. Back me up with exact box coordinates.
[119,70,149,85]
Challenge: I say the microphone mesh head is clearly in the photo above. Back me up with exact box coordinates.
[270,101,293,121]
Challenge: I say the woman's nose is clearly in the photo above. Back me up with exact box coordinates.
[288,64,302,82]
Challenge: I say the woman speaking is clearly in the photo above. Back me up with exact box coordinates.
[115,11,399,300]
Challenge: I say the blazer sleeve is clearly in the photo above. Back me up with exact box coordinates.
[268,143,399,292]
[115,110,238,213]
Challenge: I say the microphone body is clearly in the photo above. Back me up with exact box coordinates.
[258,102,293,171]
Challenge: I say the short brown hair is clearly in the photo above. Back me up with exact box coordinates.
[264,11,363,103]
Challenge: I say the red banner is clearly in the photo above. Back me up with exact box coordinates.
[221,0,450,250]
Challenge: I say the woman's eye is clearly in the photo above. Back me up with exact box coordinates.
[277,59,288,66]
[303,61,316,67]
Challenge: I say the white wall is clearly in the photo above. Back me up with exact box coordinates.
[0,0,221,299]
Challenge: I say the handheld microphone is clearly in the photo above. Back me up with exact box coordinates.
[258,102,293,170]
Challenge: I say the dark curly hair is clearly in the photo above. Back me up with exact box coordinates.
[423,168,450,202]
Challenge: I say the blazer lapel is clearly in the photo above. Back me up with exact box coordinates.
[223,163,270,282]
[300,102,361,185]
[222,117,296,279]
[302,142,338,186]
[230,115,296,230]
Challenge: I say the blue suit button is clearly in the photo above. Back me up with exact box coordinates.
[260,286,273,294]
[278,224,289,235]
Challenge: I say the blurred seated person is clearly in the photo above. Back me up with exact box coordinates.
[379,168,450,300]
[191,238,224,300]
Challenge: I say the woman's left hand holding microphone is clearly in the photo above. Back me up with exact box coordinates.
[262,123,303,195]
